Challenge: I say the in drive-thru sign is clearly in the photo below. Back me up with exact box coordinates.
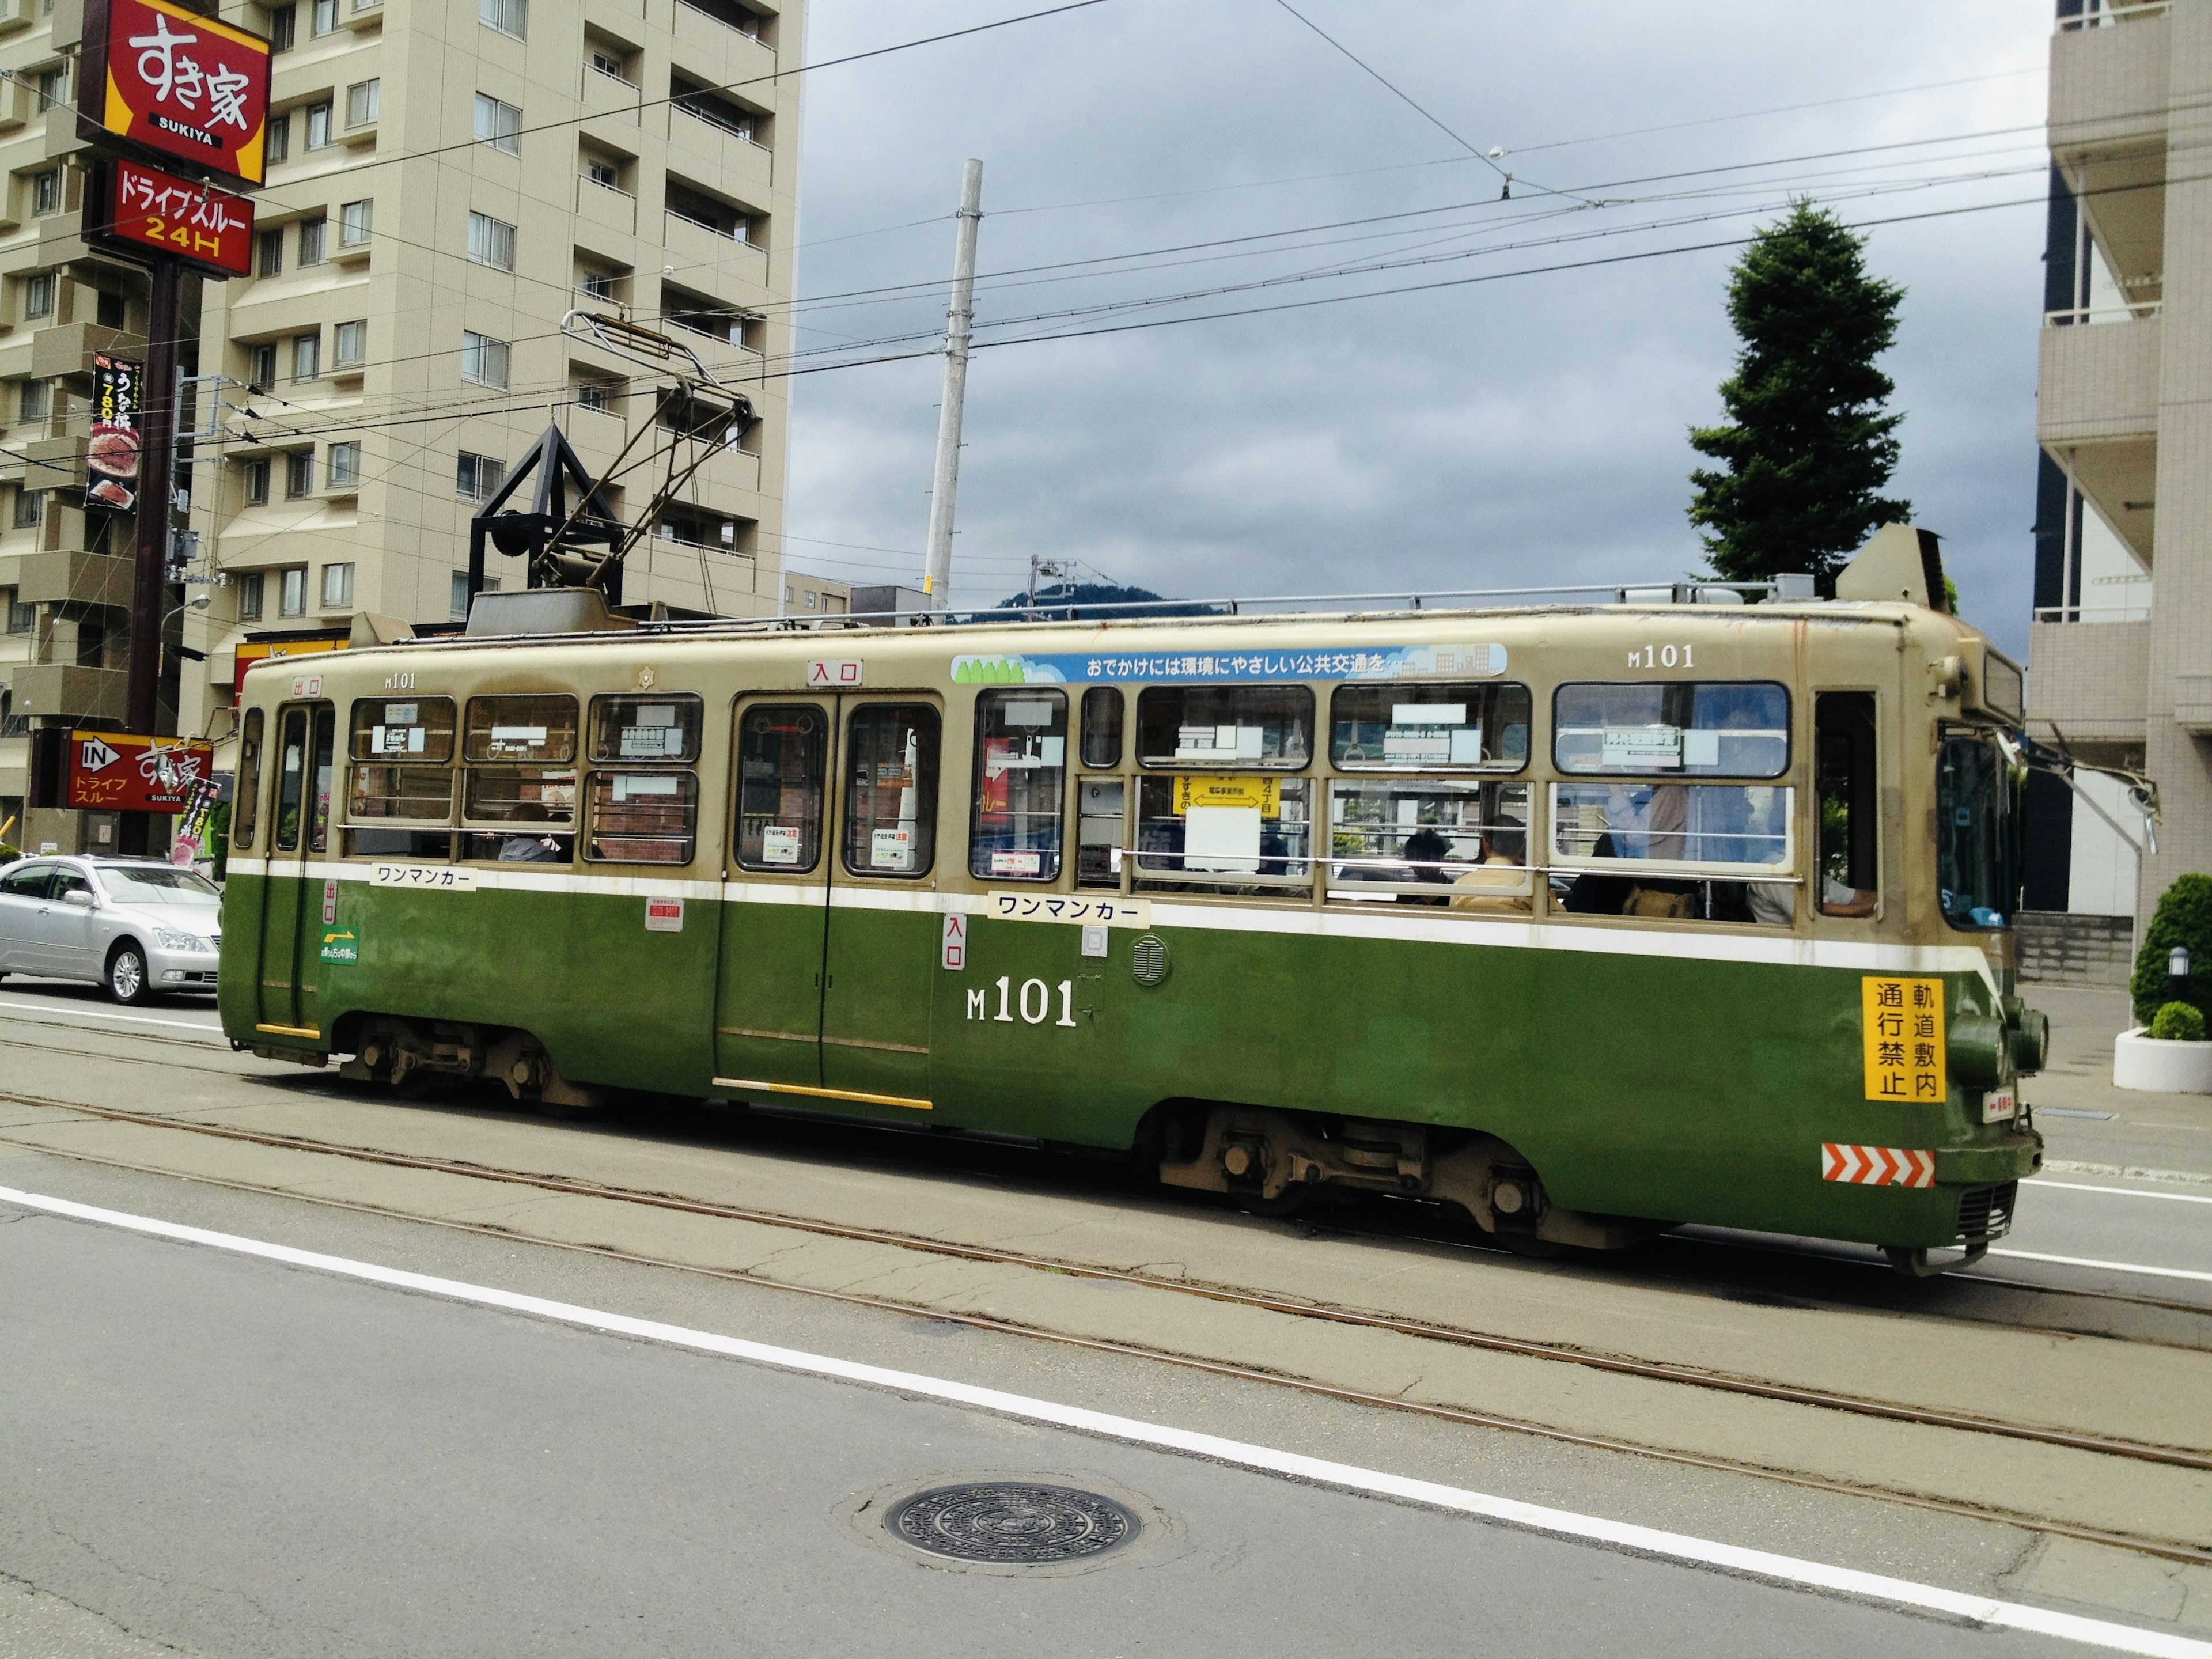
[67,730,215,812]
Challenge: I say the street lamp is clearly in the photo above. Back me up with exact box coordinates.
[2169,944,2193,1006]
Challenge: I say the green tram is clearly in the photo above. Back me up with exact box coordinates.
[218,552,2048,1272]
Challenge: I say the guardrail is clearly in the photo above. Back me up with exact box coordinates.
[2058,0,2169,32]
[2045,301,2162,326]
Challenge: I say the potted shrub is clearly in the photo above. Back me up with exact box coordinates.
[2116,876,2212,1092]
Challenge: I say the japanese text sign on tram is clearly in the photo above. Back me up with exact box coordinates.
[67,730,214,812]
[92,158,255,276]
[1861,976,1946,1103]
[79,0,273,187]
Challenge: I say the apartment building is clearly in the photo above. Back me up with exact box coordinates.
[0,0,801,851]
[2025,0,2204,943]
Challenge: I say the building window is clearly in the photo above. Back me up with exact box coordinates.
[450,572,472,618]
[75,618,105,668]
[4,586,32,632]
[13,488,41,528]
[334,320,366,366]
[268,3,296,50]
[345,79,379,127]
[280,566,308,617]
[584,157,619,190]
[18,379,47,422]
[465,211,516,270]
[285,451,313,498]
[256,228,283,276]
[292,332,320,380]
[339,199,372,245]
[249,341,278,389]
[474,94,522,154]
[21,272,52,319]
[267,112,290,163]
[94,289,125,329]
[320,562,354,607]
[574,381,610,412]
[460,331,509,389]
[298,217,328,266]
[579,270,616,302]
[305,101,333,148]
[31,169,58,215]
[33,66,66,109]
[456,450,506,499]
[238,571,265,619]
[479,0,526,37]
[244,456,270,505]
[310,0,336,32]
[328,442,361,487]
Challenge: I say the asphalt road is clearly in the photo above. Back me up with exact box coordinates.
[0,1190,2146,1659]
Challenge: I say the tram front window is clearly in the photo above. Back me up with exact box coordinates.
[1937,734,2014,930]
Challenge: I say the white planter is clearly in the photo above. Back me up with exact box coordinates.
[2113,1027,2212,1093]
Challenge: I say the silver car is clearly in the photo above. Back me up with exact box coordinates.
[0,856,222,1004]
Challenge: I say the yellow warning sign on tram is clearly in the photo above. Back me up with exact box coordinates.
[1862,976,1945,1103]
[1172,774,1279,815]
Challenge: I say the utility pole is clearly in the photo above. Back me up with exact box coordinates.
[921,158,982,613]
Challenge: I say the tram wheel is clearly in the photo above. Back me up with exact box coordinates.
[1882,1242,1988,1279]
[1233,1187,1311,1220]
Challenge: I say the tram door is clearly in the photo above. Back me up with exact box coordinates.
[256,699,335,1035]
[713,696,838,1090]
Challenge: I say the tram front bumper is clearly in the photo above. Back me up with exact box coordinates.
[1933,1131,2043,1187]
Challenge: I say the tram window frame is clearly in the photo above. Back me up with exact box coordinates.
[1814,691,1878,918]
[272,707,307,851]
[734,702,829,874]
[1132,774,1312,893]
[1325,778,1532,909]
[1080,686,1123,768]
[841,703,940,880]
[584,769,699,865]
[590,692,703,764]
[460,692,578,862]
[232,707,264,849]
[1936,730,2014,932]
[1548,780,1797,926]
[463,693,578,764]
[970,687,1068,882]
[1134,684,1313,771]
[343,695,457,857]
[349,695,456,762]
[1329,682,1531,774]
[1552,681,1790,779]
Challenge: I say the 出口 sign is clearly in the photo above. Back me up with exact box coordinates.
[79,0,273,186]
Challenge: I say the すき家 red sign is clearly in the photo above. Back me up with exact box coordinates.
[79,0,272,187]
[67,731,215,813]
[103,158,254,275]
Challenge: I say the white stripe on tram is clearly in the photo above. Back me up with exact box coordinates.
[222,858,2000,988]
[2,1184,2201,1659]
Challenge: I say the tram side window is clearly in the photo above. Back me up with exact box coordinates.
[1081,687,1123,767]
[273,709,307,851]
[1135,776,1310,891]
[1328,779,1532,911]
[1550,781,1795,925]
[1937,734,2014,931]
[307,707,335,853]
[736,704,827,872]
[232,708,264,849]
[1554,682,1789,778]
[1815,692,1878,918]
[843,704,939,878]
[1330,682,1529,771]
[1135,684,1313,770]
[971,688,1067,881]
[345,695,456,857]
[586,771,698,864]
[592,694,703,763]
[462,693,578,862]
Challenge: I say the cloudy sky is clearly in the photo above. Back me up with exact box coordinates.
[774,1,2050,654]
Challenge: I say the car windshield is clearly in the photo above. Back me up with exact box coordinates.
[96,866,221,905]
[1936,735,2014,931]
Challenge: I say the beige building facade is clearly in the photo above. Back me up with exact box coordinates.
[0,0,801,851]
[2028,0,2208,926]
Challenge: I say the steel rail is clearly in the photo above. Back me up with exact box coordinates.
[2,1082,2207,1479]
[8,1128,2211,1571]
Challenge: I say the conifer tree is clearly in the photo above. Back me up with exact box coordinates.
[1688,203,1910,590]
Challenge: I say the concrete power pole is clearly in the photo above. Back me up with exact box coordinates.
[921,158,983,612]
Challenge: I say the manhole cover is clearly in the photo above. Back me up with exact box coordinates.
[887,1483,1139,1565]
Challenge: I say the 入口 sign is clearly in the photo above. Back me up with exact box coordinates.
[79,0,274,185]
[807,659,863,689]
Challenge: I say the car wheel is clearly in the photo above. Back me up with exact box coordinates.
[107,942,150,1005]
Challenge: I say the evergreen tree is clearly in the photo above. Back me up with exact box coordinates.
[1688,203,1910,590]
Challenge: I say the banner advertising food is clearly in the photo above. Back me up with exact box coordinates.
[97,157,255,276]
[78,0,272,187]
[86,354,142,513]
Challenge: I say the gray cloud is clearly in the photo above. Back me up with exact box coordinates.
[782,0,2048,654]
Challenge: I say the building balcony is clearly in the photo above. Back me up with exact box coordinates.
[2039,310,2160,562]
[14,547,132,609]
[2051,3,2169,293]
[575,172,638,239]
[665,104,775,197]
[29,320,146,382]
[2028,616,2148,744]
[11,661,125,722]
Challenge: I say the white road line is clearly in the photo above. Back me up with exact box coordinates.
[1,1185,2203,1659]
[2024,1179,2212,1206]
[1988,1249,2212,1285]
[0,999,225,1037]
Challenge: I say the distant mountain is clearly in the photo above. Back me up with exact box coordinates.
[991,581,1225,620]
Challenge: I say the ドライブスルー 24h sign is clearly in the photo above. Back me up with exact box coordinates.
[78,0,272,187]
[89,157,255,276]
